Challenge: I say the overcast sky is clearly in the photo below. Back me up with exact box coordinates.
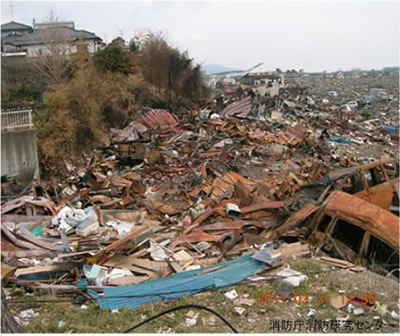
[1,0,399,72]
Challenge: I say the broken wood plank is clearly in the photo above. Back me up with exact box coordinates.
[14,265,66,277]
[281,242,311,259]
[88,225,151,264]
[313,256,354,268]
[183,207,214,235]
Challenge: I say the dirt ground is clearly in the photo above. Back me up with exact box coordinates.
[8,258,399,333]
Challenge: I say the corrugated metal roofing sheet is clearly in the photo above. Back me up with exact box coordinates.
[1,196,57,215]
[275,124,307,145]
[140,109,178,130]
[221,96,252,119]
[95,252,264,310]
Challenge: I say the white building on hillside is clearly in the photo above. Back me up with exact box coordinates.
[1,20,103,57]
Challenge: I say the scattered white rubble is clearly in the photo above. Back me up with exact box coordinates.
[224,289,239,300]
[275,268,308,287]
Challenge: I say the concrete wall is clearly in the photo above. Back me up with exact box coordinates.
[255,81,280,97]
[1,129,39,182]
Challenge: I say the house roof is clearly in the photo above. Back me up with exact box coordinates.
[1,21,33,32]
[8,26,102,46]
[1,33,24,45]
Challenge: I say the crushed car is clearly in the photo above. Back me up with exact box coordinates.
[277,190,399,278]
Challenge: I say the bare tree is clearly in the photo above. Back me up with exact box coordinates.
[28,11,71,85]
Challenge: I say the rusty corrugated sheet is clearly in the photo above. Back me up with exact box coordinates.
[140,109,178,129]
[324,191,400,248]
[275,124,307,145]
[211,171,256,201]
[110,110,178,142]
[1,196,56,215]
[221,96,252,119]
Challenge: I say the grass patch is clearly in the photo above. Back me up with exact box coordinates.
[8,259,399,333]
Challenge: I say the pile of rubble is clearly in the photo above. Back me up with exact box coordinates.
[1,76,399,311]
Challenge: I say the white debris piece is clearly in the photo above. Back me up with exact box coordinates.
[353,307,365,316]
[181,312,199,327]
[173,250,192,261]
[106,268,133,281]
[225,203,241,216]
[196,241,212,252]
[17,258,40,267]
[224,289,239,300]
[149,240,168,261]
[306,308,316,318]
[234,307,246,316]
[19,309,39,319]
[106,220,134,238]
[275,268,308,287]
[347,304,355,313]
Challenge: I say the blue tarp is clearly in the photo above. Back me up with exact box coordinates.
[94,252,264,310]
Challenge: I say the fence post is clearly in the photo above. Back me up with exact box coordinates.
[28,109,33,129]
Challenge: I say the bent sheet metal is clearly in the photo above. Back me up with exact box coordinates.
[93,252,266,310]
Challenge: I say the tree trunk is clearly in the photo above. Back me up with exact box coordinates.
[1,289,25,333]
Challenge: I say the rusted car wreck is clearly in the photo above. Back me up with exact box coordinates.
[278,190,399,277]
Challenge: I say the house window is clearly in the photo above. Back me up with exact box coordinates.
[367,234,399,277]
[317,214,332,233]
[332,219,365,253]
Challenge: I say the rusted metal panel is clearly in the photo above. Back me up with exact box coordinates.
[221,96,252,119]
[169,230,223,249]
[140,109,178,129]
[201,220,270,231]
[354,182,394,211]
[241,200,285,213]
[1,196,56,215]
[211,171,256,201]
[275,124,307,145]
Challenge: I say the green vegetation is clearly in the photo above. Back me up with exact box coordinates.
[94,37,135,75]
[1,30,209,177]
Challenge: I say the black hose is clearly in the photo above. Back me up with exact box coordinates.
[123,303,239,333]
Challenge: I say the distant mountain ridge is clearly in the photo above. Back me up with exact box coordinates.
[202,64,242,75]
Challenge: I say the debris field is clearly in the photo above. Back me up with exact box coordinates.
[1,71,399,330]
